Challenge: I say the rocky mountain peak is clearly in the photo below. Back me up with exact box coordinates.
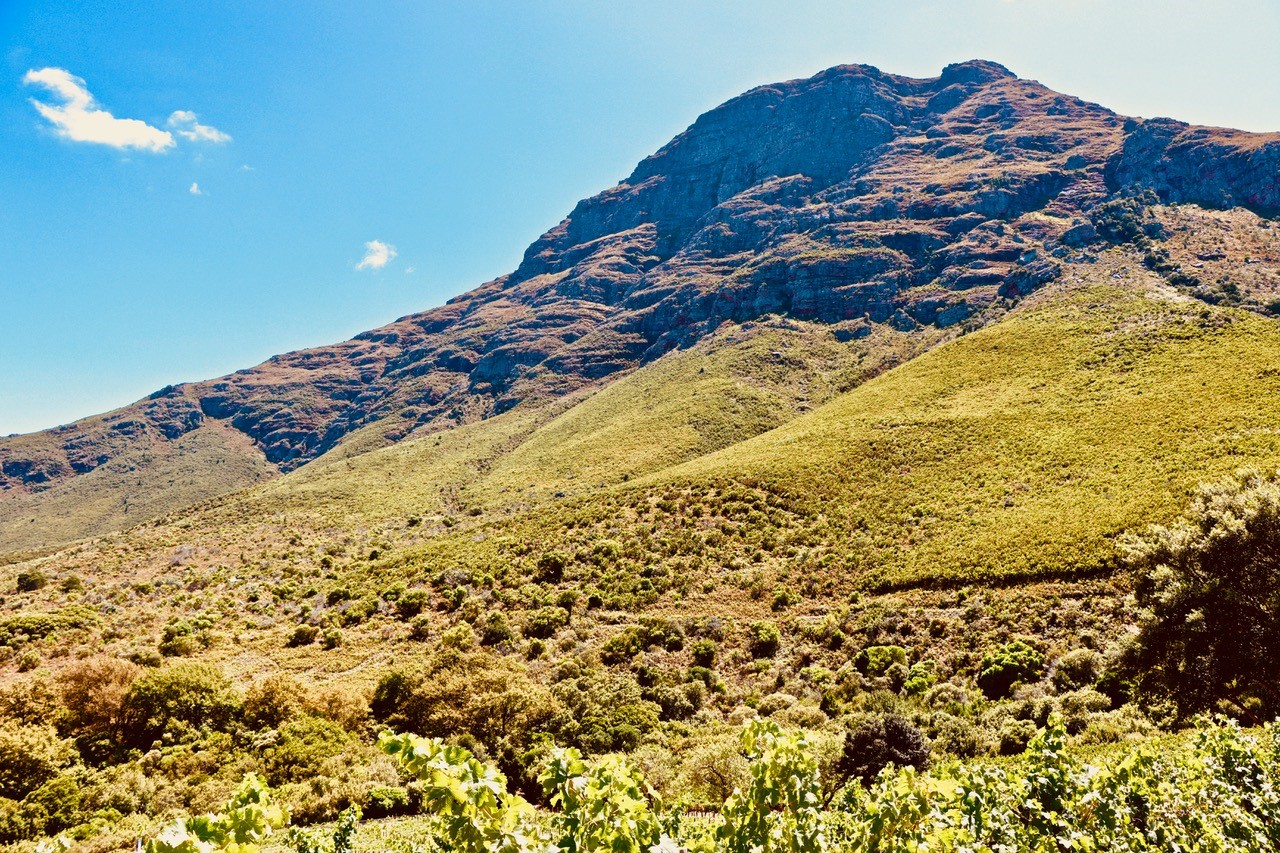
[3,60,1278,551]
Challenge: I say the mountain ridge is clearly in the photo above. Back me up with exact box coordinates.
[3,58,1279,552]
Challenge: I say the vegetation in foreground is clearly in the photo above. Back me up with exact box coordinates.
[143,715,1280,853]
[8,465,1280,849]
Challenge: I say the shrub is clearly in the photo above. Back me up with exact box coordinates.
[371,652,557,755]
[363,786,410,818]
[1119,470,1280,719]
[408,614,431,641]
[244,674,309,730]
[440,622,476,650]
[264,714,351,785]
[287,624,320,648]
[0,674,63,727]
[59,655,141,739]
[1091,191,1154,245]
[637,616,684,651]
[0,721,74,799]
[854,645,909,678]
[1052,649,1104,692]
[998,717,1038,755]
[158,620,201,657]
[25,773,83,836]
[902,660,937,696]
[118,662,241,749]
[480,612,514,646]
[395,589,429,619]
[550,669,659,755]
[771,587,800,611]
[835,712,931,786]
[524,607,569,639]
[977,640,1044,699]
[536,551,570,582]
[339,597,377,626]
[748,621,781,659]
[599,632,638,666]
[691,638,718,668]
[15,570,46,592]
[310,685,371,733]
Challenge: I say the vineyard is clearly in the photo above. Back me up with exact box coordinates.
[134,716,1280,853]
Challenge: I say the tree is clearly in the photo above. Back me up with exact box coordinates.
[243,674,309,730]
[1120,470,1280,720]
[834,712,930,788]
[371,651,557,755]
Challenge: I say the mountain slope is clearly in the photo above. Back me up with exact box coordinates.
[4,59,1280,554]
[385,256,1280,596]
[11,252,1280,683]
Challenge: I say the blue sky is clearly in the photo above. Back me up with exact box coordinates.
[3,0,1278,436]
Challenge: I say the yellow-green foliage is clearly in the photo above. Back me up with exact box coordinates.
[234,318,916,527]
[390,273,1280,591]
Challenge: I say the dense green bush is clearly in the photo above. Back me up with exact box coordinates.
[835,712,930,787]
[747,621,781,659]
[395,589,430,619]
[690,638,718,668]
[480,612,514,646]
[0,721,74,799]
[1120,470,1280,719]
[287,624,320,648]
[977,640,1044,699]
[118,663,242,749]
[371,651,556,757]
[549,668,659,755]
[523,607,568,639]
[853,645,908,678]
[265,715,351,785]
[15,570,47,592]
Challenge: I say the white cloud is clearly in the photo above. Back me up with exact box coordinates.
[167,110,231,144]
[189,181,202,195]
[23,67,174,152]
[356,240,397,271]
[404,266,415,274]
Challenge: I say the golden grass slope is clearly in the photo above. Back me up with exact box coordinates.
[388,255,1280,594]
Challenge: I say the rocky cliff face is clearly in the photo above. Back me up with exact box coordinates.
[3,60,1278,533]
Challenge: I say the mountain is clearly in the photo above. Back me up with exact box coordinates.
[3,59,1280,554]
[7,60,1280,843]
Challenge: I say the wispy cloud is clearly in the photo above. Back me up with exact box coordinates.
[189,182,203,195]
[23,67,173,152]
[356,240,397,271]
[167,110,231,144]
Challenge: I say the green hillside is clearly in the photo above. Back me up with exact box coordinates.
[389,256,1280,595]
[231,317,930,528]
[0,419,273,553]
[7,252,1280,851]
